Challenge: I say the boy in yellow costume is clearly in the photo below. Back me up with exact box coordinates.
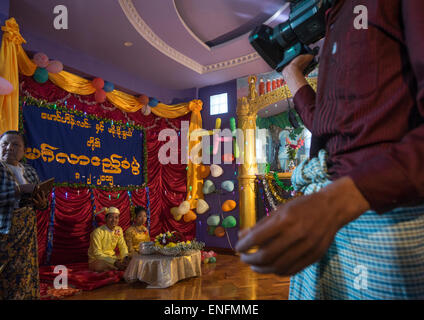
[88,207,129,272]
[125,206,150,256]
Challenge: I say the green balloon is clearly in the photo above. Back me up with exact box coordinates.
[222,215,237,228]
[202,180,215,195]
[207,226,216,235]
[33,67,49,84]
[207,215,220,227]
[209,257,216,263]
[230,117,236,132]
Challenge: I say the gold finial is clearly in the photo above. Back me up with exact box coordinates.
[248,75,257,101]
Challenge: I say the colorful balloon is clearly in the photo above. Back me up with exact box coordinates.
[229,117,237,134]
[222,153,234,163]
[46,60,63,74]
[196,199,209,214]
[207,226,216,235]
[0,77,13,95]
[149,97,159,107]
[92,78,104,90]
[222,200,236,212]
[33,52,49,68]
[198,165,210,179]
[33,67,49,84]
[222,215,237,228]
[214,226,226,237]
[221,180,235,192]
[210,164,223,178]
[171,207,183,221]
[212,134,220,155]
[178,201,190,215]
[103,81,115,93]
[206,215,220,227]
[183,210,197,222]
[142,105,151,116]
[215,118,221,130]
[202,180,215,195]
[138,94,149,106]
[95,89,107,103]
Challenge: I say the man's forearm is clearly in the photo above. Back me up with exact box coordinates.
[318,176,371,229]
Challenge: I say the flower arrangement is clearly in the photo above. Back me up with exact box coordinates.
[285,136,305,161]
[154,231,205,256]
[154,231,186,248]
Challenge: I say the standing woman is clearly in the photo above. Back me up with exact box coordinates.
[125,206,150,256]
[0,131,48,300]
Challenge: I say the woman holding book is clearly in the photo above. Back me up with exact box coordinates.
[0,130,49,300]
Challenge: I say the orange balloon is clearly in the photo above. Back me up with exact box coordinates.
[138,94,149,106]
[198,165,210,179]
[183,210,197,223]
[95,89,107,103]
[222,200,236,212]
[92,78,104,90]
[214,226,226,237]
[222,154,235,163]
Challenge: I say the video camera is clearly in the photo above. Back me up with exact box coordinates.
[249,0,335,75]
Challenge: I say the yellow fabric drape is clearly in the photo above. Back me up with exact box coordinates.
[0,17,204,209]
[49,71,97,95]
[0,18,26,132]
[185,100,204,209]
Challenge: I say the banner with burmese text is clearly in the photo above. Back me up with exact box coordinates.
[22,103,145,188]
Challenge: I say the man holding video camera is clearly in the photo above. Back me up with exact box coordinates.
[236,0,424,299]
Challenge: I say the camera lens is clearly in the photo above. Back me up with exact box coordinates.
[273,21,297,48]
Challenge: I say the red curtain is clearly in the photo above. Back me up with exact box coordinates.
[49,187,94,265]
[143,122,195,240]
[36,193,52,265]
[20,75,195,266]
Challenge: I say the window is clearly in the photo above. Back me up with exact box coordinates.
[210,93,228,115]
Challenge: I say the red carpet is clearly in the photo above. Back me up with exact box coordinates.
[39,263,124,299]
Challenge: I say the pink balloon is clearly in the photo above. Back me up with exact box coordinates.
[46,60,63,74]
[213,134,220,155]
[33,52,49,68]
[0,77,13,95]
[95,89,107,103]
[220,136,232,142]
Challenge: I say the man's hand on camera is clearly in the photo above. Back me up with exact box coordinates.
[282,54,315,97]
[283,54,315,77]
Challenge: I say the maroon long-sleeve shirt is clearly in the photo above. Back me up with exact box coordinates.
[293,0,424,213]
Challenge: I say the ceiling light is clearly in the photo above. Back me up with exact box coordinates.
[124,41,133,47]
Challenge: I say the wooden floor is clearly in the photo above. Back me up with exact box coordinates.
[65,254,290,300]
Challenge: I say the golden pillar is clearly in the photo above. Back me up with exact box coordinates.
[236,78,258,230]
